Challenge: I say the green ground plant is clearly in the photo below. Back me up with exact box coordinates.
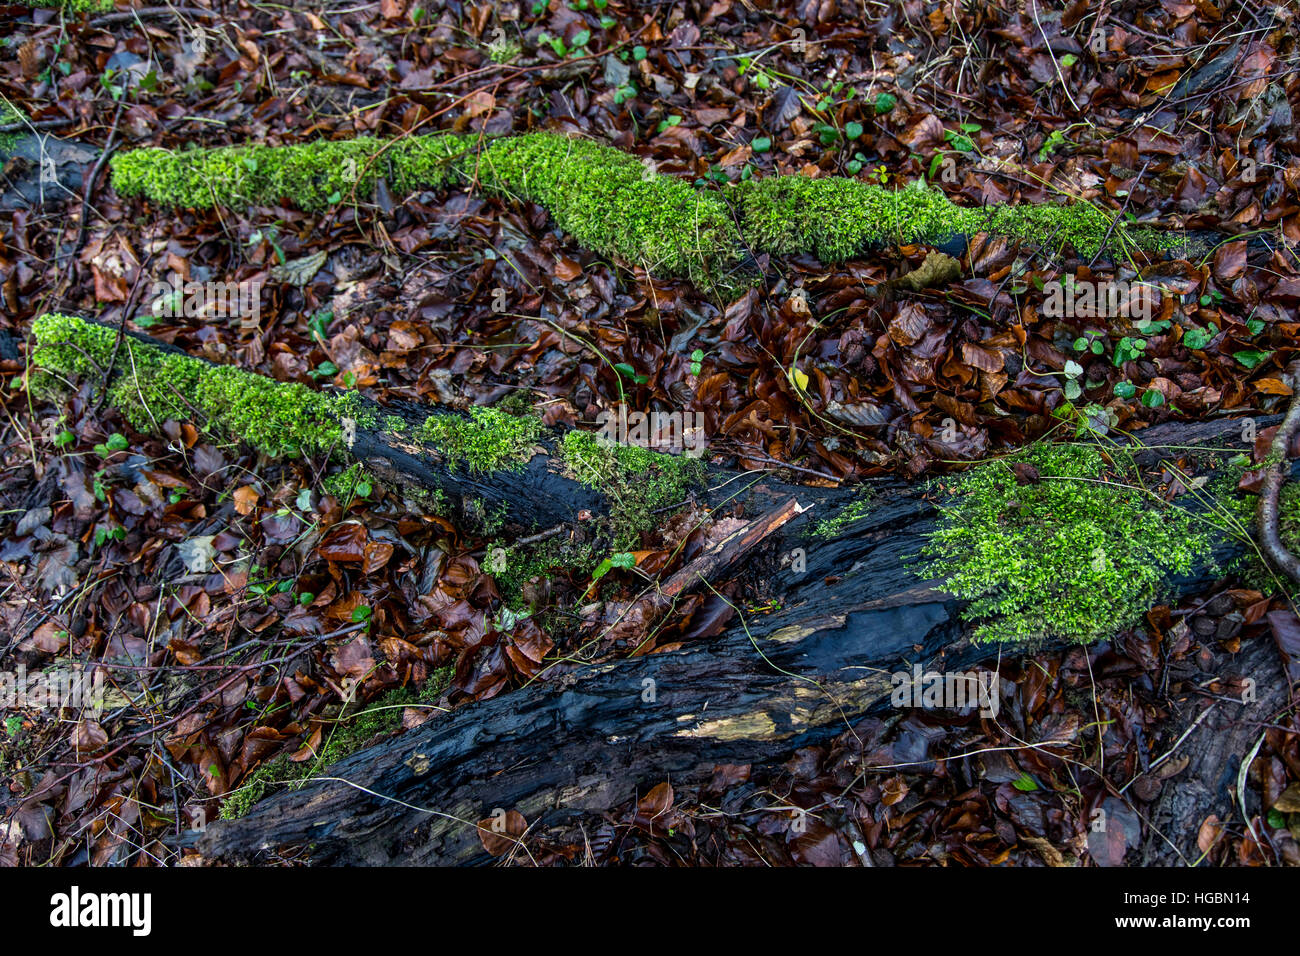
[31,313,360,458]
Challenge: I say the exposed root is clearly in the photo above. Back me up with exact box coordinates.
[1259,359,1300,584]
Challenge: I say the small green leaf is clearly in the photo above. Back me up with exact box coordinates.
[632,45,647,61]
[1012,772,1038,792]
[1114,381,1137,399]
[1233,349,1272,369]
[1141,389,1165,408]
[874,92,897,113]
[751,136,771,153]
[844,121,863,140]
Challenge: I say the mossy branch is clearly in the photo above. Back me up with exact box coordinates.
[107,132,1171,292]
[28,313,704,542]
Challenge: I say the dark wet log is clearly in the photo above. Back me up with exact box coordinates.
[193,419,1293,866]
[1136,634,1293,865]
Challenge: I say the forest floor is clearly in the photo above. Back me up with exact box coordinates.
[1,0,1299,866]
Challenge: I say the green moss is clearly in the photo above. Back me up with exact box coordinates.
[19,0,114,10]
[219,670,452,820]
[110,134,468,212]
[31,313,361,458]
[323,462,373,502]
[488,537,573,609]
[1213,478,1300,592]
[476,132,745,291]
[811,490,874,539]
[0,101,25,155]
[734,174,1164,259]
[560,430,705,550]
[735,176,983,260]
[979,201,1148,258]
[920,444,1212,644]
[413,405,541,473]
[110,132,1176,288]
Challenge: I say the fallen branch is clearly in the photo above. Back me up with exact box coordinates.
[1259,359,1300,584]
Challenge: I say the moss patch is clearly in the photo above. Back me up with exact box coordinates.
[1214,477,1300,593]
[920,443,1212,644]
[19,0,114,10]
[411,404,542,473]
[734,174,1163,259]
[219,670,452,820]
[31,313,362,458]
[559,430,705,550]
[322,462,373,502]
[811,489,875,539]
[735,176,983,260]
[111,132,1173,289]
[110,135,469,212]
[215,134,1132,280]
[475,131,744,291]
[0,101,26,155]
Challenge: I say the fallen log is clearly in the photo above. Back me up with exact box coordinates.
[188,416,1291,865]
[29,313,1294,864]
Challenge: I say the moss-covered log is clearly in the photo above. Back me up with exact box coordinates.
[188,416,1292,865]
[30,313,613,533]
[32,312,1285,639]
[107,132,1181,291]
[29,313,1294,861]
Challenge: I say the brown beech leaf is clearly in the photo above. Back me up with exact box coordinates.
[477,809,527,857]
